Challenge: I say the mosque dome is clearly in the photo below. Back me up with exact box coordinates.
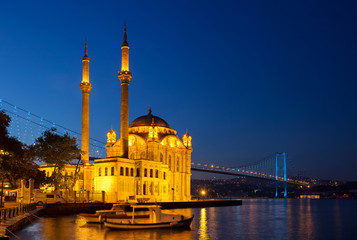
[129,107,172,129]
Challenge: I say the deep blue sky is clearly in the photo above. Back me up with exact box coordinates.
[1,1,356,181]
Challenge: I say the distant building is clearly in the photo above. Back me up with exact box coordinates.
[40,26,193,202]
[299,194,320,199]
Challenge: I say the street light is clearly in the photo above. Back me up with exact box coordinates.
[201,190,206,199]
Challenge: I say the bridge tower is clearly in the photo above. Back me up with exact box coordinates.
[79,39,92,165]
[275,152,287,198]
[118,25,132,158]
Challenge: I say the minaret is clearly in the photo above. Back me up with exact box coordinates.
[118,25,132,158]
[80,39,92,165]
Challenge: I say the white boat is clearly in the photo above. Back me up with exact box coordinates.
[104,204,194,230]
[79,203,146,223]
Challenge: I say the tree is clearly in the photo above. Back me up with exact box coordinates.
[31,128,81,190]
[0,111,38,188]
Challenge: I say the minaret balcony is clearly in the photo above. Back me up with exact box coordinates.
[118,71,132,83]
[80,82,92,92]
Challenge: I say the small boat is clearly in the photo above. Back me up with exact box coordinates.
[104,204,194,230]
[79,203,146,223]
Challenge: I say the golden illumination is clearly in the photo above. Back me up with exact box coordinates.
[107,127,117,144]
[128,135,136,146]
[183,131,192,148]
[154,127,158,138]
[81,40,90,83]
[39,27,193,204]
[121,46,129,71]
[0,149,9,155]
[198,208,208,240]
[169,138,175,148]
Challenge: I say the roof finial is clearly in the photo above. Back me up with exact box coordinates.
[84,38,88,57]
[110,125,114,133]
[122,24,129,47]
[148,105,152,115]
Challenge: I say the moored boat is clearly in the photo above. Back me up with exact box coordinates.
[79,203,140,223]
[104,204,194,230]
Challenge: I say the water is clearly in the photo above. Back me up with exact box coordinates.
[12,199,357,240]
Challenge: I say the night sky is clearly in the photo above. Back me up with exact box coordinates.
[1,1,356,181]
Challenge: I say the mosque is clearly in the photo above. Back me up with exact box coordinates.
[40,26,192,203]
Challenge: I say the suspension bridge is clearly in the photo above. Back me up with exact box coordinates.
[0,98,308,198]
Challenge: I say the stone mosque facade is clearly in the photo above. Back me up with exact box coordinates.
[40,26,192,203]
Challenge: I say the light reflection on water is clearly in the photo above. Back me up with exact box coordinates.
[13,199,357,240]
[198,208,207,240]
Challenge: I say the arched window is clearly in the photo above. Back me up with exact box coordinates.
[105,167,108,176]
[141,152,146,159]
[169,155,172,170]
[111,167,114,176]
[136,182,140,195]
[130,168,134,176]
[120,167,124,176]
[155,170,159,178]
[150,169,153,178]
[125,167,129,176]
[163,172,166,180]
[144,168,148,177]
[177,158,180,172]
[136,168,140,177]
[130,153,135,159]
[148,183,154,195]
[98,168,101,176]
[160,153,163,162]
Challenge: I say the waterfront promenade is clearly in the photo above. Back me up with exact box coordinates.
[0,203,42,238]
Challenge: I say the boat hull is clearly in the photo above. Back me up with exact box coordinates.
[79,213,150,224]
[104,216,194,230]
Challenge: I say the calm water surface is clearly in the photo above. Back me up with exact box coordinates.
[13,199,357,240]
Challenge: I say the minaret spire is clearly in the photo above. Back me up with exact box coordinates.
[84,38,88,57]
[122,24,128,47]
[80,38,92,166]
[118,25,132,158]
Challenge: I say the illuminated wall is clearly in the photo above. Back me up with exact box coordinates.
[102,124,192,202]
